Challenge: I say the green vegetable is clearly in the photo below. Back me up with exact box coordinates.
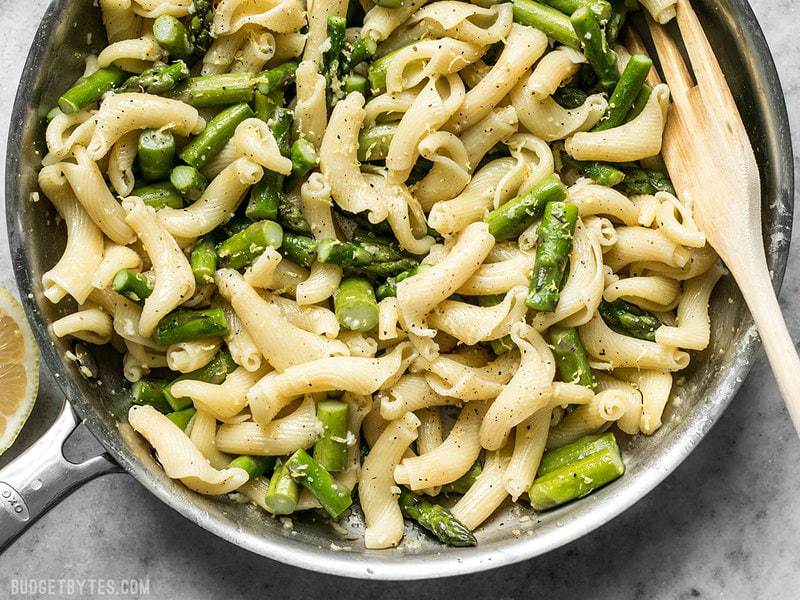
[593,54,652,131]
[549,326,594,388]
[190,237,217,285]
[560,152,626,187]
[256,61,299,96]
[334,277,379,333]
[526,201,579,311]
[553,86,588,109]
[342,73,369,96]
[163,350,238,411]
[290,138,319,179]
[342,37,378,72]
[537,432,616,476]
[112,269,153,303]
[598,299,661,341]
[188,0,214,59]
[58,67,128,114]
[484,173,567,240]
[173,73,257,107]
[441,461,482,496]
[119,61,190,94]
[375,264,431,300]
[313,400,350,472]
[285,449,353,519]
[625,84,652,122]
[180,103,254,168]
[166,407,196,430]
[228,456,276,479]
[281,233,318,268]
[170,165,207,201]
[153,308,230,346]
[571,7,618,90]
[542,0,611,20]
[138,129,176,182]
[217,220,284,269]
[153,15,194,59]
[131,379,171,413]
[358,123,397,162]
[374,0,405,7]
[265,459,300,515]
[399,490,477,547]
[616,167,675,196]
[277,193,312,234]
[132,182,184,209]
[512,0,580,48]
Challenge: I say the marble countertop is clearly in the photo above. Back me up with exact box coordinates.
[1,1,798,598]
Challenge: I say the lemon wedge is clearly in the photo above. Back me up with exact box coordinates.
[0,287,39,456]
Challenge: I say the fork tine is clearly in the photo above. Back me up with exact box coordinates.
[646,14,694,106]
[623,27,662,86]
[674,0,746,135]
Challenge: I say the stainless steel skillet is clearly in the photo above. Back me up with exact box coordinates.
[1,0,793,580]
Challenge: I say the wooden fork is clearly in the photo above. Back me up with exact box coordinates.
[645,0,800,434]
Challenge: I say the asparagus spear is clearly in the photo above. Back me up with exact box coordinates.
[598,299,661,341]
[153,308,230,346]
[342,73,369,96]
[58,67,128,114]
[571,7,619,90]
[119,61,190,94]
[166,407,196,430]
[553,86,588,109]
[542,0,612,20]
[605,0,627,45]
[317,239,374,267]
[375,264,432,300]
[593,54,652,131]
[162,350,238,411]
[131,379,171,413]
[285,449,353,519]
[361,258,418,278]
[180,103,254,168]
[441,461,482,496]
[170,165,207,201]
[549,326,595,388]
[358,123,397,162]
[190,237,217,285]
[528,438,624,510]
[374,0,405,7]
[173,73,257,107]
[277,192,312,234]
[265,459,300,515]
[398,490,477,547]
[131,182,184,209]
[138,129,176,182]
[334,277,379,333]
[188,0,214,60]
[290,138,319,179]
[246,108,294,220]
[489,336,515,355]
[219,215,252,239]
[527,201,579,311]
[313,400,350,472]
[268,107,294,157]
[512,0,580,48]
[616,167,675,196]
[537,432,616,476]
[228,455,276,479]
[560,152,626,187]
[153,15,194,59]
[322,16,347,104]
[341,37,378,72]
[256,61,299,96]
[367,47,402,93]
[281,233,318,268]
[253,89,283,122]
[216,220,284,269]
[112,269,153,303]
[484,173,567,241]
[625,84,652,122]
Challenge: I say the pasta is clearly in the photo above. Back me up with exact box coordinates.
[37,0,720,550]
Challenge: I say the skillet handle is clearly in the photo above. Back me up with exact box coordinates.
[0,402,121,553]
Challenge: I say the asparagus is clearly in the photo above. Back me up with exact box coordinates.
[219,215,252,239]
[358,123,397,162]
[153,15,194,59]
[625,84,652,122]
[361,258,418,278]
[173,73,257,107]
[281,233,318,268]
[246,108,294,220]
[138,129,176,182]
[132,182,184,209]
[341,37,378,72]
[616,167,675,196]
[553,86,588,109]
[131,379,171,413]
[166,407,196,430]
[322,16,347,103]
[216,220,284,269]
[571,7,619,90]
[256,61,299,96]
[317,239,374,267]
[375,263,432,300]
[560,152,626,187]
[285,449,353,519]
[290,138,319,179]
[163,350,238,411]
[112,269,153,303]
[58,67,128,114]
[512,0,580,48]
[45,107,62,123]
[489,335,515,355]
[549,326,595,388]
[484,173,567,240]
[228,455,276,479]
[190,237,217,285]
[367,48,401,93]
[180,103,254,168]
[374,0,405,7]
[313,400,350,472]
[526,201,579,311]
[189,0,214,59]
[351,229,404,261]
[268,107,294,157]
[398,490,477,547]
[277,193,312,234]
[605,0,627,44]
[593,54,652,131]
[442,461,482,496]
[265,459,300,515]
[170,165,207,201]
[537,432,616,476]
[253,89,283,122]
[153,308,230,346]
[119,61,190,94]
[334,277,379,333]
[598,299,660,341]
[528,438,624,510]
[342,73,369,96]
[542,0,612,20]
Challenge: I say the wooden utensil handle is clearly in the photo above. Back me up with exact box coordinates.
[737,265,800,434]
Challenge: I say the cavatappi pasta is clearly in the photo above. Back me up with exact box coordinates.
[39,0,717,550]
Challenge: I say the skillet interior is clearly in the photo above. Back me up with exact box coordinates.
[5,0,793,580]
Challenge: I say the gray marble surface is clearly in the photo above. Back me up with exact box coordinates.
[1,1,799,598]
